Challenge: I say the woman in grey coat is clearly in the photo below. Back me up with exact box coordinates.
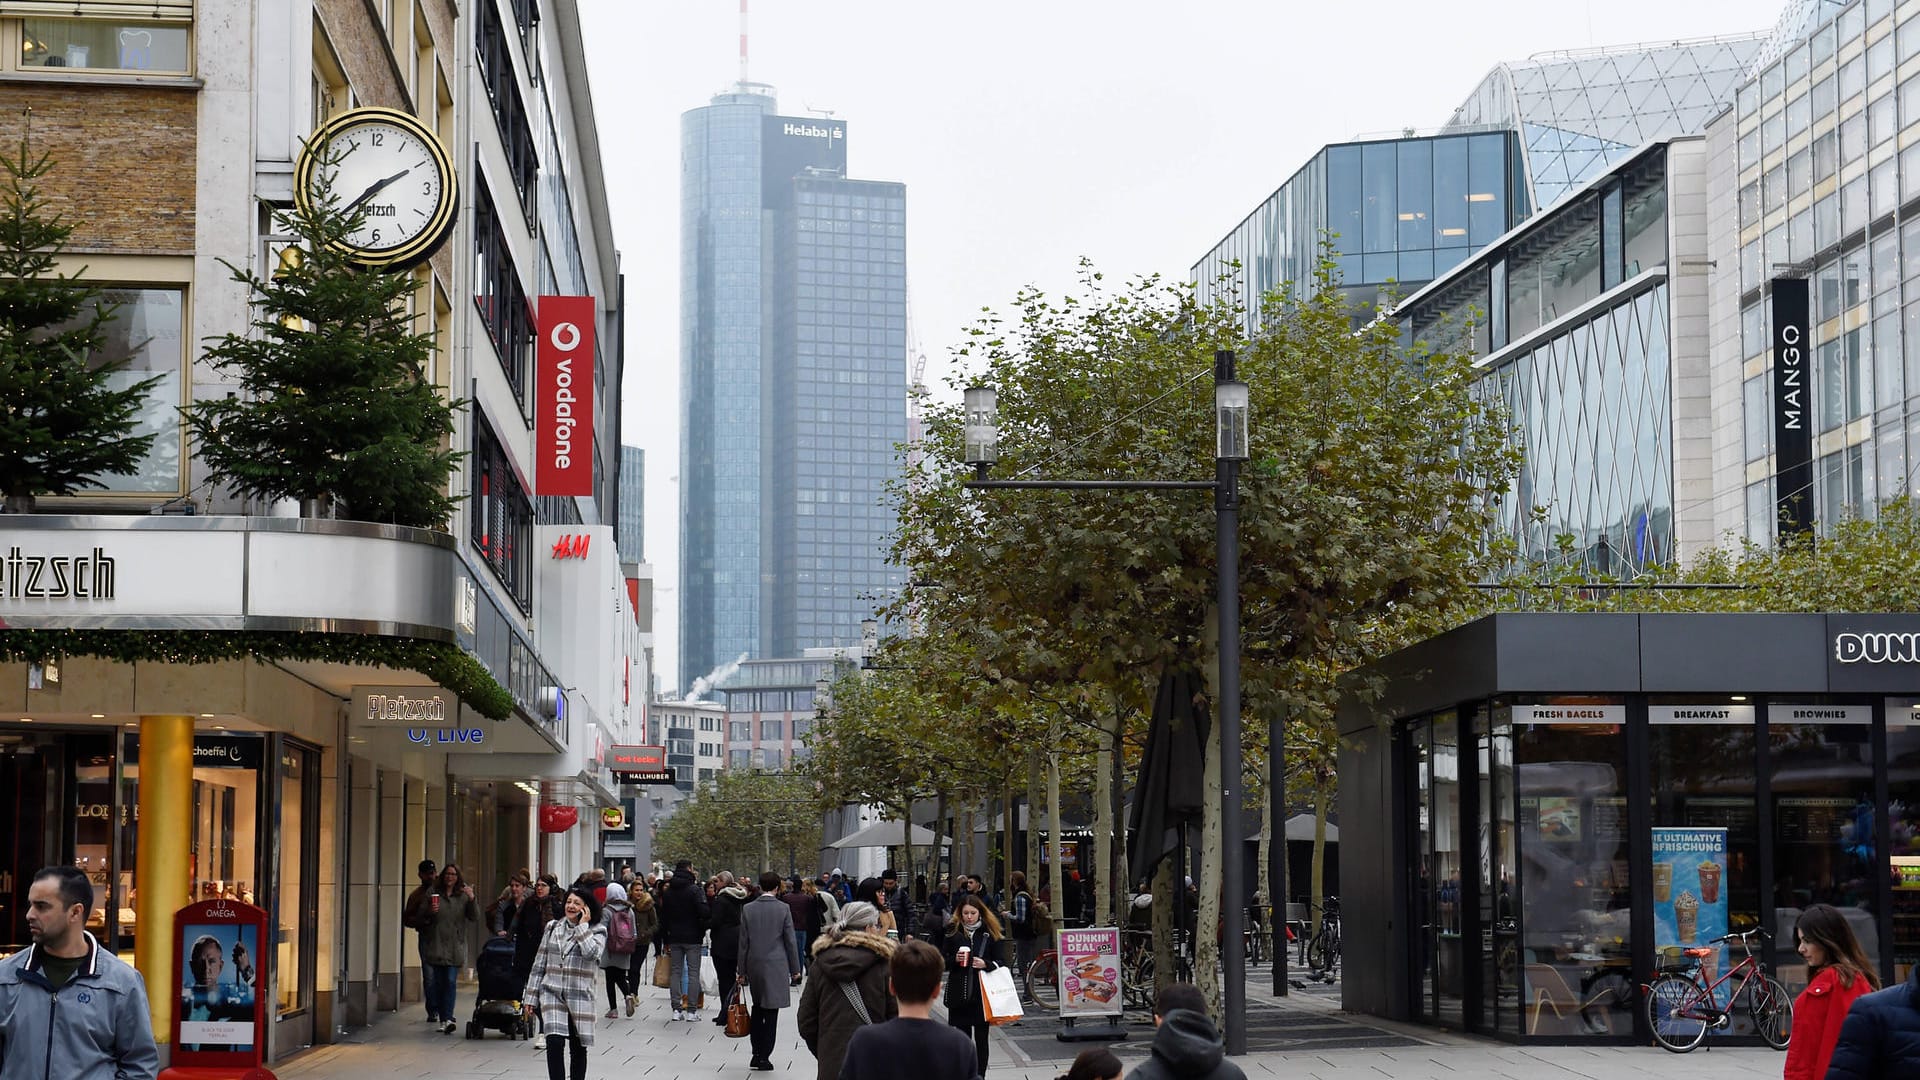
[737,871,803,1071]
[525,888,607,1080]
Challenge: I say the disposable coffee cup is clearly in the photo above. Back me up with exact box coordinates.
[957,946,971,967]
[1653,863,1672,903]
[430,894,441,914]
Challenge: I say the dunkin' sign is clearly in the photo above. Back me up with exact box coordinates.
[537,296,595,497]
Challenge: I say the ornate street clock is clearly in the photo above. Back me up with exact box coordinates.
[294,107,457,270]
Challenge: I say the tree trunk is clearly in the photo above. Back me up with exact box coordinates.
[1197,606,1225,1016]
[1026,749,1043,903]
[1046,721,1062,931]
[901,790,916,923]
[935,788,948,886]
[1094,703,1118,927]
[2,493,34,514]
[960,805,975,881]
[1311,772,1331,937]
[1111,702,1128,925]
[1150,855,1175,1002]
[1002,782,1014,896]
[1257,757,1272,928]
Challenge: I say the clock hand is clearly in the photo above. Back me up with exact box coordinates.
[343,166,415,213]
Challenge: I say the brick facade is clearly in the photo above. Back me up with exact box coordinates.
[0,86,195,255]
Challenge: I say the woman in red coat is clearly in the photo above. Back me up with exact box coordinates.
[1783,903,1879,1080]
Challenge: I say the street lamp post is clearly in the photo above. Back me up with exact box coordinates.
[962,350,1251,1055]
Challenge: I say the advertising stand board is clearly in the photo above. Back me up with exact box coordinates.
[1054,927,1128,1043]
[157,899,276,1080]
[1652,828,1730,983]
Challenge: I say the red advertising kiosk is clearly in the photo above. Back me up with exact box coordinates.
[157,899,276,1080]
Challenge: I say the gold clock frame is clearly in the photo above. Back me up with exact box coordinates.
[293,107,458,271]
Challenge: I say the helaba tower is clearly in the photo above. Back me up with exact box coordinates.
[678,83,908,692]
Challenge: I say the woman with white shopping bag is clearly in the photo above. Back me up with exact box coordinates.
[940,894,1005,1076]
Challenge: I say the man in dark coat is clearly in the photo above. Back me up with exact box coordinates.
[1825,963,1920,1080]
[1126,983,1247,1080]
[736,871,802,1071]
[708,872,750,1026]
[658,861,710,1019]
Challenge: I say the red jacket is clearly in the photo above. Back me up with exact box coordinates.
[1785,966,1876,1080]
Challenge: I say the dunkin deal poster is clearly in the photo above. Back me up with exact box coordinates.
[1653,828,1729,974]
[1057,928,1123,1018]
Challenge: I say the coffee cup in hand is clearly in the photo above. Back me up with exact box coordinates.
[956,946,970,967]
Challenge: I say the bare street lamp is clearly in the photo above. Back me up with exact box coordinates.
[962,350,1251,1055]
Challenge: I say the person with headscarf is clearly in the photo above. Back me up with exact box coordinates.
[796,901,898,1080]
[596,882,640,1018]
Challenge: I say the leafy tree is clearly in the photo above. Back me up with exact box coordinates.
[0,127,160,511]
[184,157,460,527]
[891,256,1517,1005]
[652,769,823,877]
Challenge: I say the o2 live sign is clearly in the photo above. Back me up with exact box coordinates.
[537,296,595,497]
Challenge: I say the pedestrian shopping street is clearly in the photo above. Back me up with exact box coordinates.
[275,955,1788,1079]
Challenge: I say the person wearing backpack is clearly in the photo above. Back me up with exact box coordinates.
[1009,871,1039,978]
[596,882,641,1018]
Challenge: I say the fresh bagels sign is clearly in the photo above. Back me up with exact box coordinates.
[537,296,595,497]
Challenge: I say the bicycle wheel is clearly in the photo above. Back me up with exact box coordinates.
[1748,975,1792,1050]
[1122,952,1154,1009]
[1026,953,1060,1011]
[1645,974,1711,1053]
[1306,931,1331,972]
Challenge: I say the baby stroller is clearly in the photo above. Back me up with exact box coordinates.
[467,936,534,1039]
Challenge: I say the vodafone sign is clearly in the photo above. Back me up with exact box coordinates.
[537,296,595,496]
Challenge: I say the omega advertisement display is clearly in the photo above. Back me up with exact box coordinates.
[169,899,269,1069]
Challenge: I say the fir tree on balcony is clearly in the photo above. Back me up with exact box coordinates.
[185,155,462,529]
[0,124,160,513]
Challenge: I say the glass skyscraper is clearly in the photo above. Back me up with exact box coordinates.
[617,444,644,564]
[679,85,907,690]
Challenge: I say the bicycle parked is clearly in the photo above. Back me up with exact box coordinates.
[1306,897,1341,975]
[1644,927,1792,1053]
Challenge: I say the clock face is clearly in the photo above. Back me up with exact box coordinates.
[296,108,456,269]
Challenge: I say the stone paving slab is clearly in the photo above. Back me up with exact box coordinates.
[274,958,1788,1080]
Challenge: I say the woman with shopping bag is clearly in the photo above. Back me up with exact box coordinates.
[941,894,1004,1076]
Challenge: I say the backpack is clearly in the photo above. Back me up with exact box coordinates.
[1030,901,1055,942]
[606,904,638,954]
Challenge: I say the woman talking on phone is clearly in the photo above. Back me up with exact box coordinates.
[524,887,607,1080]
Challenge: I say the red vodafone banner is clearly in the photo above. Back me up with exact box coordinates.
[537,296,595,496]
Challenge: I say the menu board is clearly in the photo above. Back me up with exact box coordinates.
[1776,796,1857,844]
[1684,797,1757,842]
[1591,798,1627,843]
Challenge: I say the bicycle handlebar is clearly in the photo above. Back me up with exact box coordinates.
[1713,928,1771,945]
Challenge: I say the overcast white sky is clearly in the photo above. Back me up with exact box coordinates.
[577,0,1784,688]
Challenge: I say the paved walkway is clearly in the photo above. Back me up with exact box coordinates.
[274,957,1788,1080]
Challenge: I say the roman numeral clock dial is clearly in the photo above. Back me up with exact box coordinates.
[294,107,458,270]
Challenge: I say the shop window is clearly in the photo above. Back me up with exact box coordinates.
[41,287,187,496]
[759,719,784,741]
[8,3,192,75]
[1514,703,1633,1037]
[275,742,319,1018]
[1766,707,1878,992]
[1650,702,1760,1038]
[1888,704,1920,983]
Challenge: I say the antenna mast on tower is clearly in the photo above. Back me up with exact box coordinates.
[739,0,750,84]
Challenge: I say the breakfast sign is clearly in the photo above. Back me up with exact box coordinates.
[1056,927,1123,1018]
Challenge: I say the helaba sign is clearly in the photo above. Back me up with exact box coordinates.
[781,121,844,141]
[0,545,116,599]
[537,296,595,497]
[352,685,452,726]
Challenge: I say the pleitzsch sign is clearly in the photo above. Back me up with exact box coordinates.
[537,296,595,496]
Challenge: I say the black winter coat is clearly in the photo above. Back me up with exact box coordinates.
[939,924,1000,1021]
[709,886,749,957]
[659,869,711,945]
[1825,966,1920,1080]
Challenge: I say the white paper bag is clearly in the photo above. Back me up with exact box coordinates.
[979,966,1024,1025]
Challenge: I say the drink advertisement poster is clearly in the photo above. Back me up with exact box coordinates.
[1057,928,1123,1017]
[1652,828,1728,975]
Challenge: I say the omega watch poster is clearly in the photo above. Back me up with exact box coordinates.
[170,899,269,1067]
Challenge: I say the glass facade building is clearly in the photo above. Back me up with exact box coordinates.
[1708,0,1920,548]
[1399,141,1709,572]
[679,87,907,690]
[1193,133,1527,336]
[1446,37,1765,212]
[617,444,644,563]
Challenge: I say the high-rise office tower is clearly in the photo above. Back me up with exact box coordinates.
[679,85,907,690]
[617,445,645,563]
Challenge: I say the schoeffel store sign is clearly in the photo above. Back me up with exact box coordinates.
[0,517,459,639]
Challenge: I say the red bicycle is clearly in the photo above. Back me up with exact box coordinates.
[1643,927,1791,1052]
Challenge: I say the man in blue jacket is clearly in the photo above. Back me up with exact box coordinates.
[1824,963,1920,1080]
[0,865,159,1080]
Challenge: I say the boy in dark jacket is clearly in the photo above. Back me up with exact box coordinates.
[658,861,711,1019]
[1825,964,1920,1080]
[1127,983,1247,1080]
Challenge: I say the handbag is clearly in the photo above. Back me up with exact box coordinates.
[652,952,671,988]
[725,985,752,1038]
[979,966,1024,1026]
[838,980,875,1025]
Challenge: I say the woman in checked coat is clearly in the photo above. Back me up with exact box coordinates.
[525,887,607,1080]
